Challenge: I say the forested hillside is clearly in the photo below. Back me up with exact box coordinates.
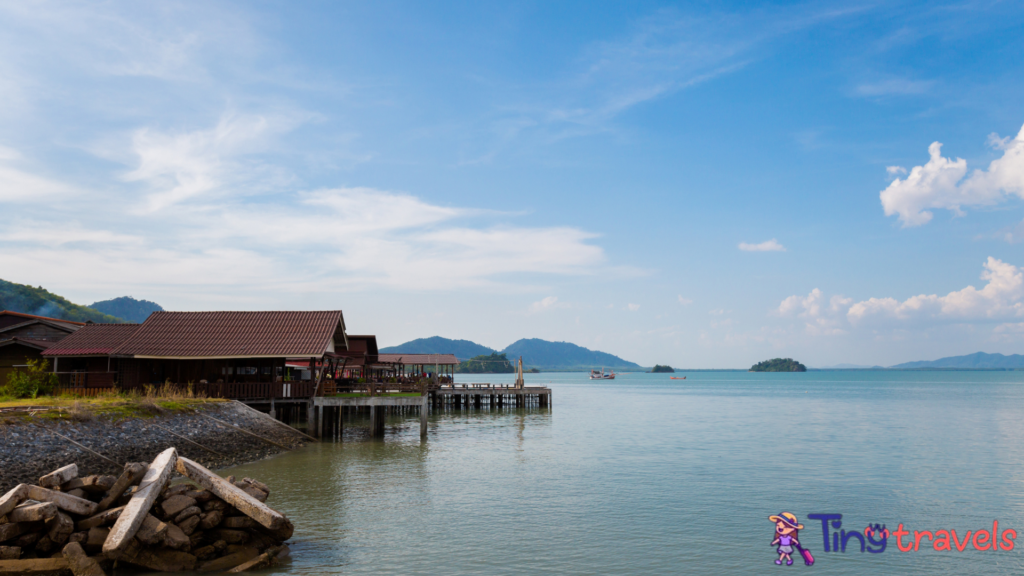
[0,279,125,323]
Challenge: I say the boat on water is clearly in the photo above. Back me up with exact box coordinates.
[670,376,687,380]
[589,368,616,380]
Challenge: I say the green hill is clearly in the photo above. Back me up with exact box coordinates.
[502,338,641,370]
[89,296,164,323]
[456,352,515,374]
[750,358,807,372]
[379,336,496,360]
[0,279,126,323]
[381,335,641,371]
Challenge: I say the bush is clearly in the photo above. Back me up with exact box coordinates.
[3,359,58,398]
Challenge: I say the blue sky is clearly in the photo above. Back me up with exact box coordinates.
[2,1,1024,367]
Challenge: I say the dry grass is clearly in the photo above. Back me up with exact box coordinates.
[66,400,95,422]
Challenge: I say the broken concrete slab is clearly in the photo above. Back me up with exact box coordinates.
[174,458,287,531]
[225,545,282,573]
[59,478,114,495]
[94,464,144,514]
[74,508,122,533]
[60,543,105,576]
[173,506,200,525]
[162,524,189,551]
[23,488,96,517]
[8,503,57,524]
[197,548,259,573]
[0,548,18,560]
[198,510,222,530]
[46,513,74,546]
[220,517,255,530]
[0,486,29,520]
[38,466,77,491]
[160,496,196,519]
[0,558,71,575]
[102,447,176,557]
[133,516,167,547]
[120,542,196,573]
[177,515,200,536]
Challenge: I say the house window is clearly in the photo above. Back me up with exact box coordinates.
[222,367,234,375]
[238,367,258,375]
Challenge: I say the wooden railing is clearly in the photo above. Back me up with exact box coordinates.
[53,372,117,396]
[194,381,316,399]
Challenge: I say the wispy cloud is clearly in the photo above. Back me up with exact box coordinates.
[855,78,935,97]
[739,239,786,252]
[677,295,693,305]
[527,296,567,314]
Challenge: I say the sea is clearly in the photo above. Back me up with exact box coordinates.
[222,371,1024,575]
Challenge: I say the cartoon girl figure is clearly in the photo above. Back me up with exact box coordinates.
[769,512,803,566]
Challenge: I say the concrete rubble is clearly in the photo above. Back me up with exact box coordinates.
[0,449,293,575]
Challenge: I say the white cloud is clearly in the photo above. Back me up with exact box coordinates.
[739,239,786,252]
[881,123,1024,227]
[777,258,1024,334]
[627,303,640,312]
[677,295,693,305]
[527,296,565,314]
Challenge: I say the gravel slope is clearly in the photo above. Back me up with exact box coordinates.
[0,402,308,492]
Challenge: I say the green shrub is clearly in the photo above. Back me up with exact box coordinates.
[3,359,58,398]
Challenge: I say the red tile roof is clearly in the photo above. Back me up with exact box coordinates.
[42,324,141,357]
[377,353,459,365]
[108,311,346,359]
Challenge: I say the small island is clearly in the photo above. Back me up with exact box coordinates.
[651,365,675,373]
[750,358,807,372]
[455,352,515,374]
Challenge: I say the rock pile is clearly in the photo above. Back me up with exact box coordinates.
[0,447,293,575]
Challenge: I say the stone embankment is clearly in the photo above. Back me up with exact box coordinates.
[0,447,293,574]
[0,402,307,493]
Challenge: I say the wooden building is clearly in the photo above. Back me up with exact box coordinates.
[43,310,349,399]
[0,311,84,383]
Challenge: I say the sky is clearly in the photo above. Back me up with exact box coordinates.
[1,1,1024,368]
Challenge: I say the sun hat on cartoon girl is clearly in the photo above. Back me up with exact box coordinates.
[769,512,804,530]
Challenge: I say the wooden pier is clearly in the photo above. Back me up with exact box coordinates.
[302,383,552,440]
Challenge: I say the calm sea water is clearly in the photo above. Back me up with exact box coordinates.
[223,371,1024,575]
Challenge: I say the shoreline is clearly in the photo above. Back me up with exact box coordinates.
[0,401,308,493]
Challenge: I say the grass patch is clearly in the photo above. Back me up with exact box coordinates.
[329,392,422,398]
[0,388,226,423]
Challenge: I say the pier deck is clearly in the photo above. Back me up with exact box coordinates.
[300,384,552,440]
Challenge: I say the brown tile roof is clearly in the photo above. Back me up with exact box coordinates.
[0,310,87,327]
[0,318,83,337]
[0,337,56,351]
[108,311,346,359]
[377,353,459,365]
[42,324,141,357]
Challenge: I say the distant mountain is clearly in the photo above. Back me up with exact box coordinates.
[381,335,641,370]
[891,352,1024,370]
[380,336,496,360]
[502,338,641,370]
[89,296,164,323]
[0,278,126,323]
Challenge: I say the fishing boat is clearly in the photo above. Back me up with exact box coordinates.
[589,368,616,380]
[670,376,687,380]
